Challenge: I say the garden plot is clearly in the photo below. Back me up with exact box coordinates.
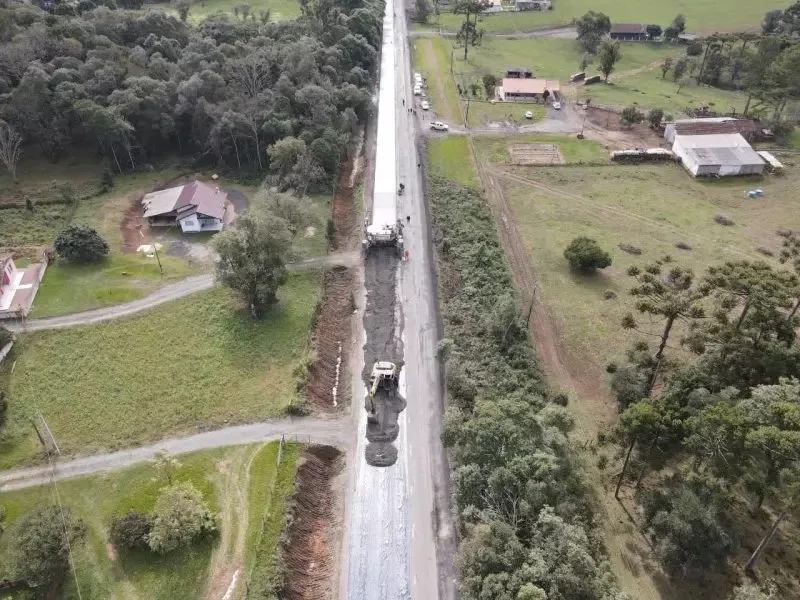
[509,143,564,165]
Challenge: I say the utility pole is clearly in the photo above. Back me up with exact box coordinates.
[450,46,454,74]
[465,95,471,127]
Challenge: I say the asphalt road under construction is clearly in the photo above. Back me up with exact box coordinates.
[341,0,458,598]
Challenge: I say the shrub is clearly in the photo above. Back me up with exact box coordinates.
[0,325,12,348]
[109,511,151,550]
[621,106,645,127]
[647,107,664,129]
[713,214,735,226]
[147,482,217,554]
[54,225,110,263]
[564,236,612,273]
[603,289,617,300]
[10,505,85,587]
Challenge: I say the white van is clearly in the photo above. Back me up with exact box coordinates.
[413,85,422,96]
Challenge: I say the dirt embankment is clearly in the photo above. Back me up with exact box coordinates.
[305,134,364,413]
[281,445,344,600]
[306,266,355,412]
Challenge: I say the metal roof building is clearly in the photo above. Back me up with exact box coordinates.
[664,117,761,143]
[671,133,765,177]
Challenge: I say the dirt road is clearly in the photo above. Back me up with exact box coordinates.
[0,416,350,492]
[7,252,359,333]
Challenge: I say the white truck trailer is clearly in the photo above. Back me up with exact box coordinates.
[362,0,404,255]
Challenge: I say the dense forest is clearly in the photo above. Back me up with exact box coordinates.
[0,0,382,187]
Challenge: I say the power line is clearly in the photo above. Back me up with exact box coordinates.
[36,409,83,600]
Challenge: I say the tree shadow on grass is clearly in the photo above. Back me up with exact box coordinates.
[116,537,217,599]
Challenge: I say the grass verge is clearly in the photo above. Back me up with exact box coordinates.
[474,133,609,164]
[427,137,478,188]
[0,273,321,468]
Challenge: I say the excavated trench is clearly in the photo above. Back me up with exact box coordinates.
[362,246,406,468]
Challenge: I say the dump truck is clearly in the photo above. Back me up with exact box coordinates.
[367,361,398,424]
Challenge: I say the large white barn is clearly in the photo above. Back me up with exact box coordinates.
[671,133,765,177]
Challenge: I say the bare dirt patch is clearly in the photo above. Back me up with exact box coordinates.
[306,267,354,413]
[120,195,147,253]
[509,143,565,165]
[582,106,664,149]
[332,136,363,251]
[281,445,344,600]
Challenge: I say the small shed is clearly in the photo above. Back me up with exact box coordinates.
[672,133,765,177]
[516,0,551,10]
[757,150,784,172]
[610,24,647,41]
[505,67,533,79]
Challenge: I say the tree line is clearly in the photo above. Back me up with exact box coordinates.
[606,241,800,589]
[0,0,382,189]
[430,176,627,600]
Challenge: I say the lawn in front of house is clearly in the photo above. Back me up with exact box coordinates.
[31,254,194,318]
[0,441,300,600]
[430,0,788,34]
[0,272,321,468]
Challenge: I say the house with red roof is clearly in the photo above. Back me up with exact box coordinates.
[141,181,227,233]
[0,254,46,319]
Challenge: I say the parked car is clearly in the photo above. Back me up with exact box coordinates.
[430,121,449,131]
[413,85,422,96]
[421,100,430,110]
[414,72,422,81]
[525,111,533,119]
[552,101,562,110]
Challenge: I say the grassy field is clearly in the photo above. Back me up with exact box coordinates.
[426,136,479,188]
[414,37,462,124]
[475,133,609,164]
[0,203,76,247]
[0,441,300,599]
[428,0,789,34]
[0,273,321,468]
[173,0,300,23]
[486,160,800,372]
[577,69,749,114]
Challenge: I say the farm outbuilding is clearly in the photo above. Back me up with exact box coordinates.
[609,24,647,41]
[664,117,762,143]
[497,78,560,102]
[671,133,765,177]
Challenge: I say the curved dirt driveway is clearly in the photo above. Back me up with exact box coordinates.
[7,252,359,333]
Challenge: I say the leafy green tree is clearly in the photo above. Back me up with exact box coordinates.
[0,120,22,182]
[563,236,611,273]
[10,505,85,587]
[575,10,611,54]
[597,38,622,82]
[739,380,800,513]
[684,396,750,479]
[672,57,688,82]
[414,0,429,24]
[639,479,735,577]
[267,136,307,183]
[646,24,662,39]
[260,189,316,238]
[147,482,217,554]
[54,225,110,263]
[481,74,497,97]
[672,13,686,34]
[109,511,151,550]
[620,106,644,126]
[175,0,191,21]
[213,212,292,319]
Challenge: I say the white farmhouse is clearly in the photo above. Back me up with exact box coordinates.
[671,133,765,177]
[142,181,227,233]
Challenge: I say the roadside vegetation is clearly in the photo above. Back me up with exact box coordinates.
[428,165,624,599]
[0,441,300,599]
[0,272,320,467]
